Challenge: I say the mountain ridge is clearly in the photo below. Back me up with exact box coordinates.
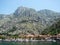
[0,6,60,35]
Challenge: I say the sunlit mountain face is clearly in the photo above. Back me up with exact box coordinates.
[0,6,60,35]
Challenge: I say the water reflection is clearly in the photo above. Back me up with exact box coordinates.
[51,41,60,45]
[0,41,60,45]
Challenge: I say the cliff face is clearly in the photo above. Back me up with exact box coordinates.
[0,6,60,35]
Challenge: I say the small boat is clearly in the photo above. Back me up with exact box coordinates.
[52,40,56,42]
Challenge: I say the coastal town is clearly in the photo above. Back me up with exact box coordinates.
[0,34,60,42]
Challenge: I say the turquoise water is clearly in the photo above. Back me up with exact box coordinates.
[0,41,60,45]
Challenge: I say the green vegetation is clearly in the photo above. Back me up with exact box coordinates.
[0,6,60,35]
[42,19,60,35]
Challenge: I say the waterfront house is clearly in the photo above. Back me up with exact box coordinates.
[25,34,34,40]
[57,34,60,39]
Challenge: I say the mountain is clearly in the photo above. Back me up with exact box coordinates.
[38,9,60,25]
[0,6,60,35]
[41,18,60,35]
[14,6,36,17]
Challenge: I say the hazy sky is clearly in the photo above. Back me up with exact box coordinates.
[0,0,60,14]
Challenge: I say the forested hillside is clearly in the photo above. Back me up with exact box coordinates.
[0,6,60,35]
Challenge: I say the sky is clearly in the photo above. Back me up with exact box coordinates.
[0,0,60,14]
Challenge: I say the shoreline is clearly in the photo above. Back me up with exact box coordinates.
[0,38,56,42]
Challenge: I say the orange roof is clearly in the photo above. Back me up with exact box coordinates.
[26,34,34,38]
[57,34,60,35]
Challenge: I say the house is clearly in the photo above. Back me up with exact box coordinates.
[57,33,60,39]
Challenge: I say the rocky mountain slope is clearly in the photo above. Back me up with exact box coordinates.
[41,18,60,35]
[0,6,60,35]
